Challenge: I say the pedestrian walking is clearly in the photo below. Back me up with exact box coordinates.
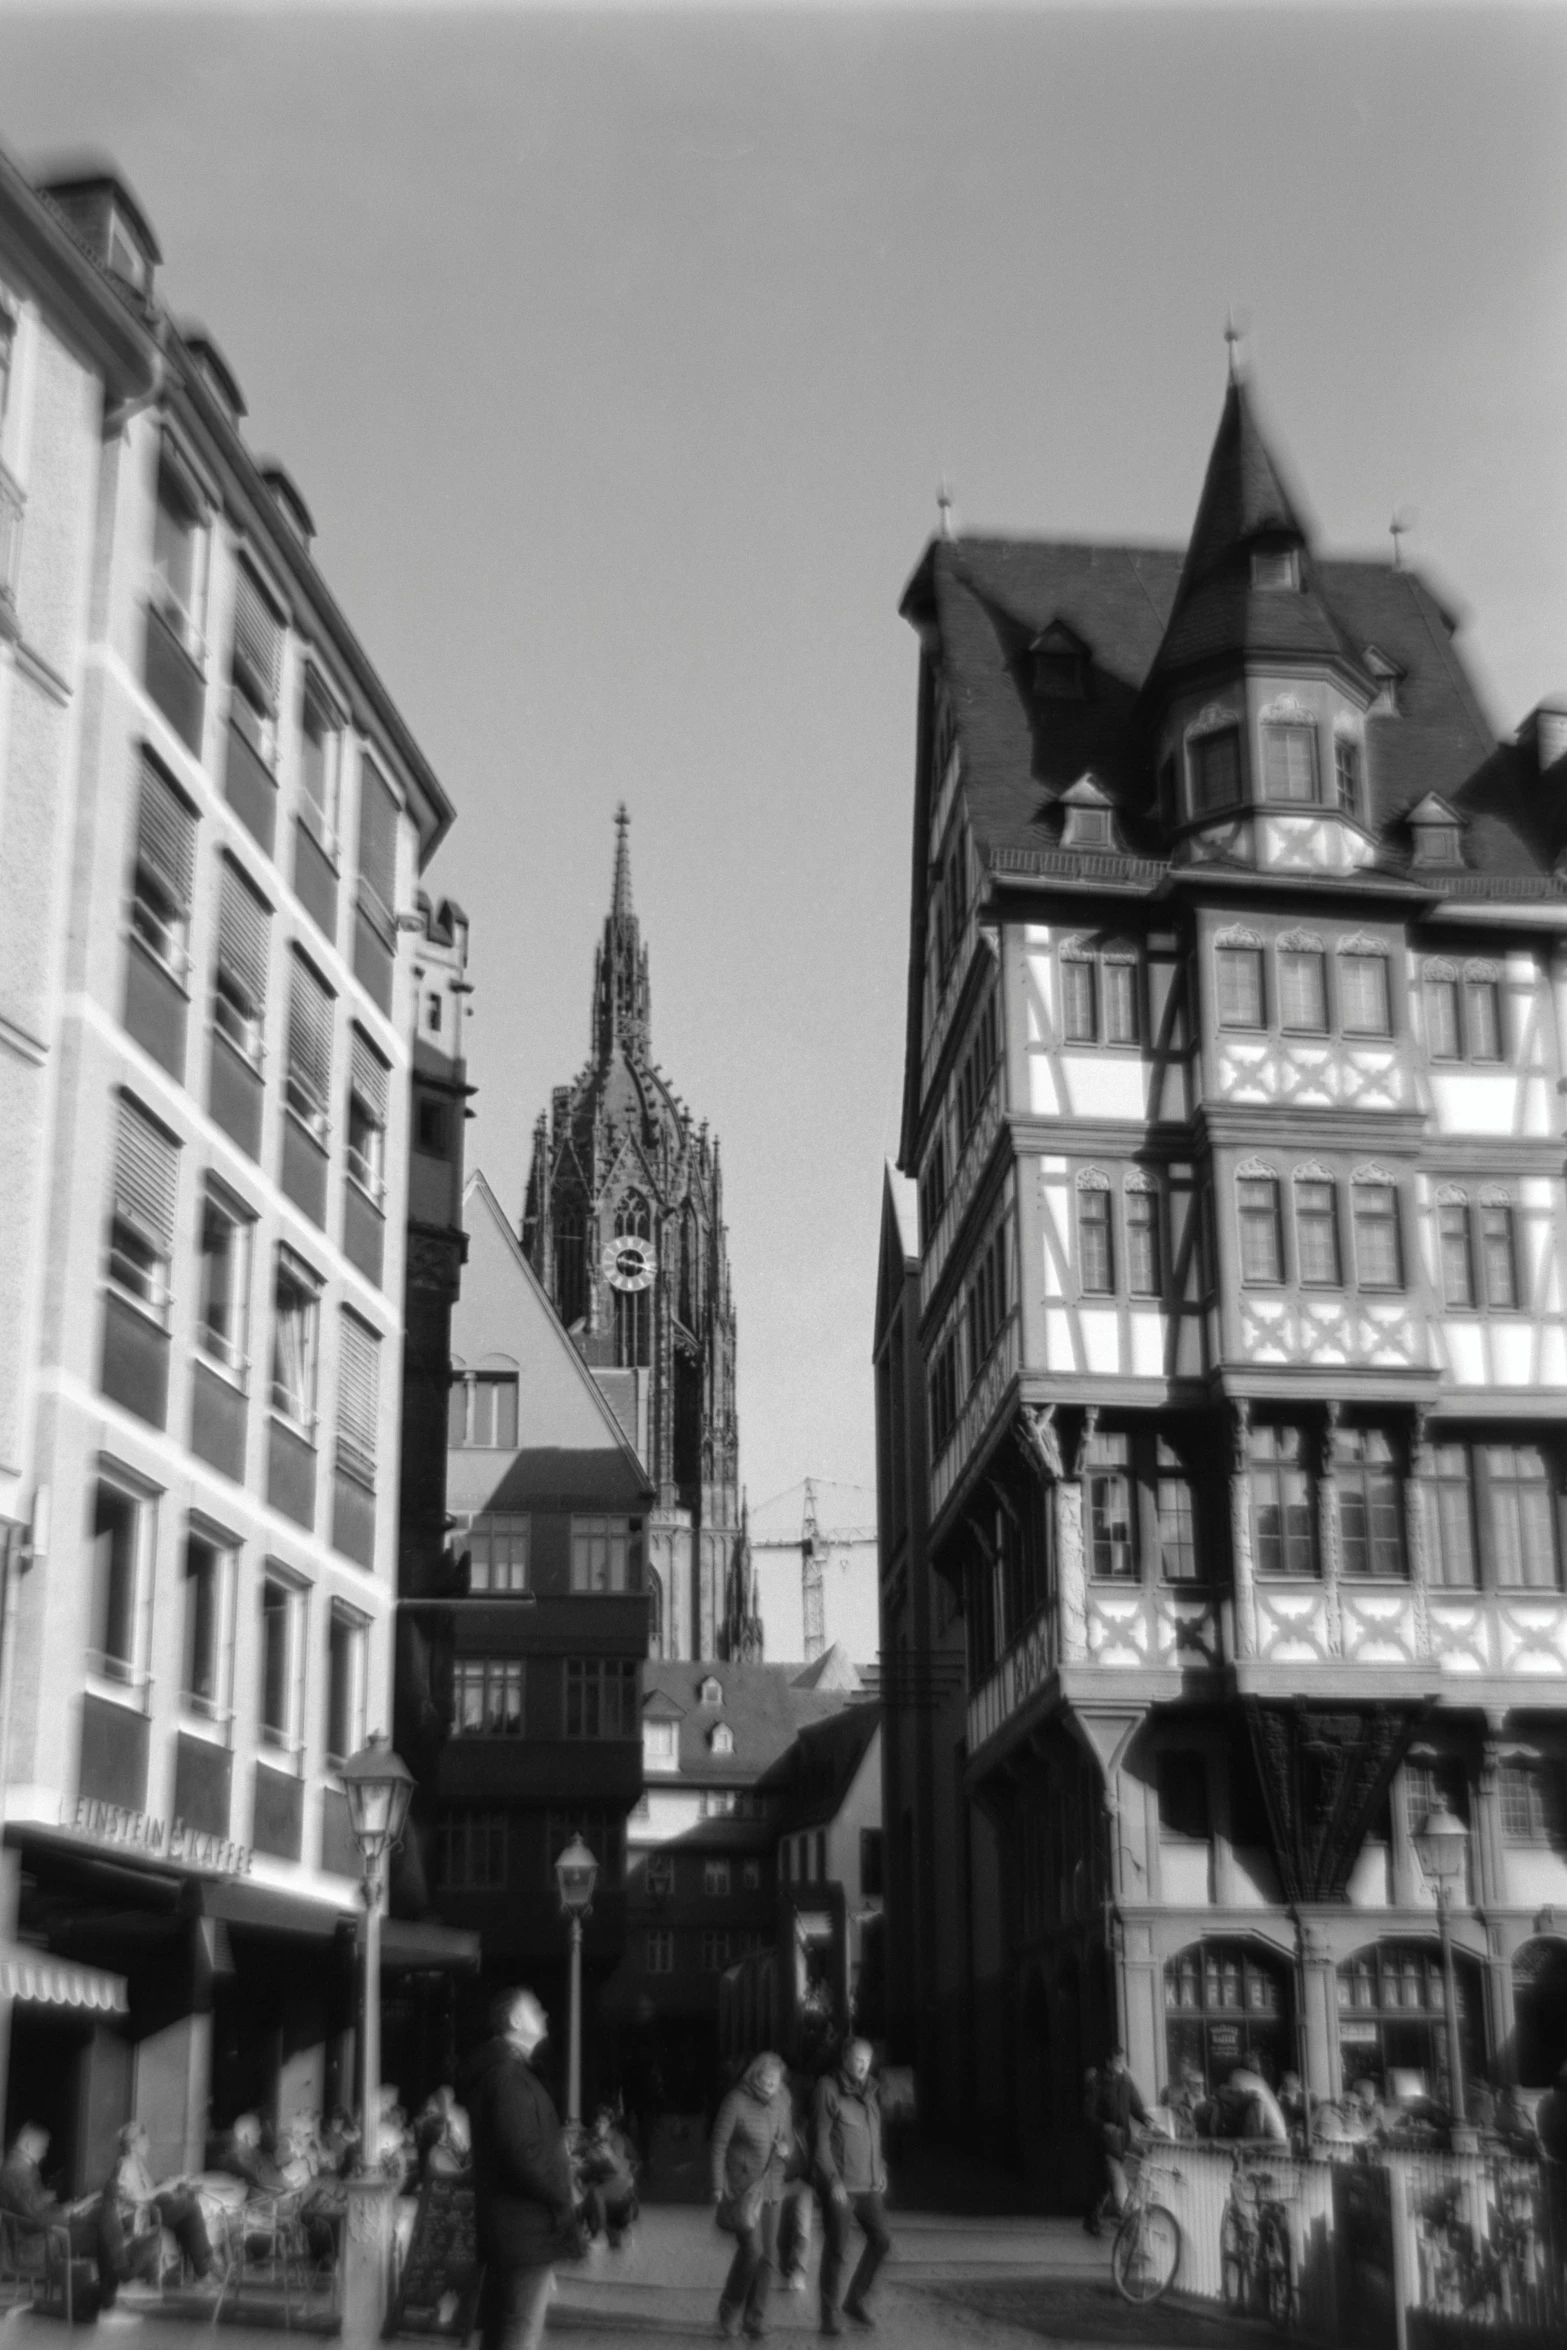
[812,2038,892,2335]
[709,2051,794,2341]
[1084,2047,1148,2236]
[460,1988,579,2350]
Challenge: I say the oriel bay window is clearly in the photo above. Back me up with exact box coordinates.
[1293,1170,1340,1286]
[1334,735,1364,820]
[1250,1424,1316,1577]
[1335,1429,1405,1578]
[1190,725,1241,815]
[1087,1433,1135,1578]
[1237,1168,1283,1284]
[1278,944,1328,1033]
[1083,1430,1203,1584]
[1261,720,1320,803]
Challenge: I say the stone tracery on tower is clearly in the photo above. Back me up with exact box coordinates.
[523,810,761,1660]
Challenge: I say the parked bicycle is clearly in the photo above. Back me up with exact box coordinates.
[1110,2143,1183,2305]
[1220,2147,1295,2331]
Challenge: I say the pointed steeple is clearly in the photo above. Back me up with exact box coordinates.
[592,804,651,1064]
[1147,373,1360,692]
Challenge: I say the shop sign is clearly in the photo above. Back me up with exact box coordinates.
[1339,2021,1379,2044]
[59,1797,253,1878]
[1208,2021,1243,2064]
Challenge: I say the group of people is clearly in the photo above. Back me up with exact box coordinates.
[459,1986,892,2350]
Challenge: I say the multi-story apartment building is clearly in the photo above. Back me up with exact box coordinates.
[878,375,1567,2197]
[0,153,458,2187]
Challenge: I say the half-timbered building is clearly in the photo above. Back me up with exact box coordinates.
[878,374,1567,2195]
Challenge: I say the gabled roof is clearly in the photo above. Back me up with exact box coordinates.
[640,1660,868,1783]
[771,1703,881,1832]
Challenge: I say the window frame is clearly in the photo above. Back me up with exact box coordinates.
[1086,1432,1137,1582]
[346,1027,391,1206]
[324,1601,369,1766]
[1237,1170,1284,1286]
[464,1513,530,1595]
[570,1514,642,1594]
[1278,947,1329,1035]
[297,663,344,858]
[149,437,209,662]
[452,1655,525,1740]
[1350,1178,1403,1293]
[129,755,197,983]
[1334,736,1363,821]
[196,1179,254,1384]
[89,1473,156,1693]
[1190,726,1242,817]
[1217,945,1266,1030]
[1261,720,1322,805]
[107,1094,179,1325]
[1338,949,1392,1038]
[564,1657,639,1739]
[180,1522,236,1725]
[229,557,285,768]
[1293,1173,1342,1289]
[437,1809,507,1893]
[1077,1176,1115,1297]
[1335,1428,1406,1580]
[270,1245,323,1435]
[1125,1178,1163,1299]
[1250,1424,1318,1579]
[258,1569,308,1759]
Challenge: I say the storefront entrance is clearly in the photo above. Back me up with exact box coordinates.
[1336,1940,1484,2100]
[1164,1939,1293,2091]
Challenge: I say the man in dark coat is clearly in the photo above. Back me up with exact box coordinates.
[1084,2049,1148,2236]
[460,1988,576,2350]
[812,2039,892,2335]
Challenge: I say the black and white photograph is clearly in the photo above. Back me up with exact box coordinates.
[0,1,1563,2345]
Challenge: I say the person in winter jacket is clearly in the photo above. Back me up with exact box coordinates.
[459,1989,577,2350]
[709,2052,794,2341]
[1084,2050,1148,2235]
[812,2040,892,2335]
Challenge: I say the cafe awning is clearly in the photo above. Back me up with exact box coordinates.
[0,1945,128,2014]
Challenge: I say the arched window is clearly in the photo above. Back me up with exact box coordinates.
[612,1192,653,1367]
[1163,1938,1291,2092]
[1336,1940,1485,2101]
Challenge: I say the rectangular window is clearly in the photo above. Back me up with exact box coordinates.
[346,1029,390,1203]
[1087,1432,1135,1580]
[1294,1179,1341,1286]
[1061,957,1096,1043]
[259,1574,303,1751]
[1156,1441,1199,1582]
[1352,1182,1402,1291]
[1279,950,1328,1033]
[966,1223,1009,1371]
[1078,1186,1114,1295]
[929,1332,961,1456]
[453,1658,524,1738]
[1499,1764,1566,1845]
[91,1481,146,1682]
[298,668,341,850]
[437,1810,507,1892]
[1486,1446,1560,1591]
[1439,1203,1474,1308]
[285,951,334,1140]
[1217,947,1265,1028]
[467,1514,530,1594]
[1103,958,1140,1045]
[357,761,399,930]
[196,1183,253,1378]
[415,1097,450,1158]
[1337,1429,1405,1578]
[1465,978,1503,1063]
[1191,728,1241,814]
[701,1932,731,1974]
[151,444,206,654]
[704,1858,731,1898]
[1238,1175,1283,1284]
[108,1096,178,1320]
[450,1373,520,1450]
[564,1659,638,1739]
[230,562,282,762]
[336,1311,379,1486]
[271,1247,321,1430]
[1340,952,1391,1036]
[646,1929,675,1975]
[1429,1446,1478,1589]
[571,1515,640,1593]
[325,1604,367,1764]
[181,1529,231,1715]
[130,757,196,977]
[1126,1185,1161,1298]
[1262,723,1320,803]
[1480,1202,1519,1309]
[1335,738,1363,820]
[213,857,270,1068]
[643,1720,677,1769]
[645,1852,676,1898]
[1251,1425,1315,1577]
[1425,975,1462,1061]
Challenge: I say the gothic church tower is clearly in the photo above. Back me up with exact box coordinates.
[523,811,760,1661]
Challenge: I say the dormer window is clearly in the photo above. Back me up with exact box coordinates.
[1057,775,1118,852]
[643,1719,678,1768]
[1408,795,1465,869]
[699,1675,723,1708]
[1261,722,1320,804]
[1190,726,1242,815]
[1251,548,1300,591]
[1029,620,1089,701]
[1365,647,1403,718]
[709,1724,735,1755]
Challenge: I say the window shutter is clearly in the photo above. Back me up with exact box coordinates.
[287,952,334,1112]
[357,762,399,919]
[350,1026,390,1124]
[115,1096,178,1252]
[217,858,271,1011]
[136,757,195,907]
[232,563,281,710]
[337,1311,379,1479]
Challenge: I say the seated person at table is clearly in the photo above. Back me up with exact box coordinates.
[108,2122,217,2287]
[0,2123,127,2309]
[217,2114,288,2196]
[1213,2064,1290,2144]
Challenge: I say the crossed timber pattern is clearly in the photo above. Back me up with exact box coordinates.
[1216,1038,1408,1111]
[1240,1294,1425,1367]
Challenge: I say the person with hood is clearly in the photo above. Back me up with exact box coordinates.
[812,2039,892,2335]
[460,1988,577,2350]
[709,2051,794,2341]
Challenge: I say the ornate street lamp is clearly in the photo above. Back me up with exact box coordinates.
[341,1735,416,2162]
[1413,1802,1470,2129]
[554,1835,598,2126]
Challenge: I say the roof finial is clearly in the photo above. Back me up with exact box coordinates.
[611,802,633,920]
[937,477,954,541]
[1224,305,1245,383]
[1389,508,1414,572]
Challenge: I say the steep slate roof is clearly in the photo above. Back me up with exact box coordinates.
[641,1660,867,1784]
[768,1702,881,1830]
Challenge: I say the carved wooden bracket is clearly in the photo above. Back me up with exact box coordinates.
[1243,1697,1428,1906]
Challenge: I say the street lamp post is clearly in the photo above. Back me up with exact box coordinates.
[340,1735,416,2164]
[1413,1802,1471,2133]
[554,1835,598,2127]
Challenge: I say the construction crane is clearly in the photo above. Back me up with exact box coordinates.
[749,1477,878,1662]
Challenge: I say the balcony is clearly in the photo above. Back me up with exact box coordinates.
[142,603,205,755]
[252,1762,303,1861]
[100,1290,169,1429]
[122,936,188,1081]
[223,717,277,856]
[190,1358,247,1482]
[266,1414,316,1531]
[293,817,338,944]
[208,1026,263,1160]
[280,1111,328,1227]
[79,1695,149,1812]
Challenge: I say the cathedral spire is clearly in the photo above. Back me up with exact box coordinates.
[593,804,651,1064]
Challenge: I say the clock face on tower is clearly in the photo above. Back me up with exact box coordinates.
[603,1235,656,1293]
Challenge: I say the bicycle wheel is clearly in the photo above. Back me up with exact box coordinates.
[1260,2211,1294,2332]
[1112,2204,1181,2304]
[1221,2204,1249,2311]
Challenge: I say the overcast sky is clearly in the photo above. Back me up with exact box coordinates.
[3,2,1564,1521]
